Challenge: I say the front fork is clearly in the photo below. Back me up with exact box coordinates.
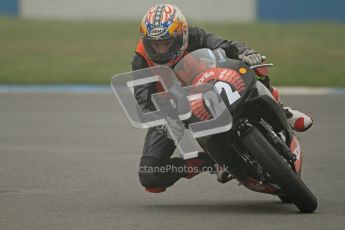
[233,119,303,194]
[237,118,302,175]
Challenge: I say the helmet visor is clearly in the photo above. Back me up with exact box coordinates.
[143,34,184,64]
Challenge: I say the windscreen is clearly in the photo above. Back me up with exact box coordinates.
[173,48,217,86]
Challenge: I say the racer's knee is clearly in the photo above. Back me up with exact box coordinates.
[138,156,168,189]
[138,156,183,192]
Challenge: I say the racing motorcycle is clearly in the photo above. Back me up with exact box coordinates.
[111,48,317,213]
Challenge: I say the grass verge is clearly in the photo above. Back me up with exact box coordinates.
[1,17,345,86]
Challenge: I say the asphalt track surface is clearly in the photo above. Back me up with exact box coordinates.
[1,92,345,230]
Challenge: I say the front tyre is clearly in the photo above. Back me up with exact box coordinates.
[240,126,317,213]
[278,195,293,203]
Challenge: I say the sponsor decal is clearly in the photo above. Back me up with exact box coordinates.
[218,68,246,92]
[192,68,246,93]
[150,27,166,36]
[193,69,216,85]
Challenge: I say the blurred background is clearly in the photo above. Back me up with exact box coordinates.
[2,2,345,229]
[1,0,345,86]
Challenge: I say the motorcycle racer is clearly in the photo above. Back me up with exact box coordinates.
[131,4,313,192]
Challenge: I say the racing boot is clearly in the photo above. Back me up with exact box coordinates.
[183,152,215,179]
[283,107,313,132]
[271,86,313,132]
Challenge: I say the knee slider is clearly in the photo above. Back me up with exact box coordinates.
[138,157,167,188]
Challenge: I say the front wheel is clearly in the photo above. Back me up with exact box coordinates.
[240,126,317,213]
[278,195,293,203]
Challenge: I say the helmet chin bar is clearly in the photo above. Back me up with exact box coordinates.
[143,34,184,65]
[151,53,171,64]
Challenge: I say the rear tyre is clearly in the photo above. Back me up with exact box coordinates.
[240,126,317,213]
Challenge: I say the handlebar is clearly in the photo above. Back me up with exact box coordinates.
[250,63,274,70]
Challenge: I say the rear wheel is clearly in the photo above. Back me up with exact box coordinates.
[240,126,317,213]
